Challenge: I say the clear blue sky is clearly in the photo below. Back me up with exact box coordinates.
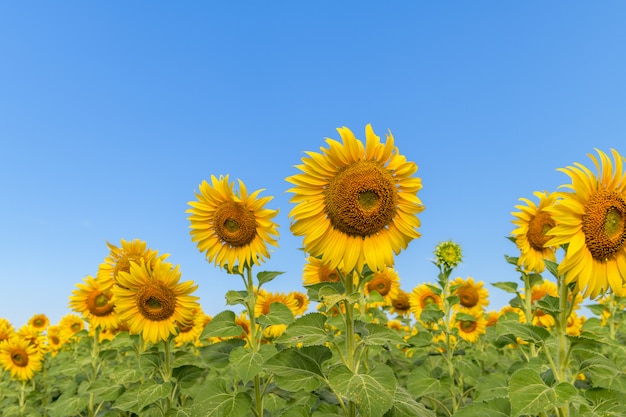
[1,2,625,327]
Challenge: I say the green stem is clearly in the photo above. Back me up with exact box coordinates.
[19,380,26,417]
[555,274,570,417]
[243,265,264,417]
[522,273,538,358]
[344,271,357,417]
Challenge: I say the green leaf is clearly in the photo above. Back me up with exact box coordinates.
[47,393,89,417]
[201,310,245,339]
[319,285,348,309]
[225,290,249,306]
[544,259,560,278]
[278,405,313,417]
[356,321,407,347]
[199,338,245,368]
[473,374,509,402]
[257,302,295,326]
[276,312,329,346]
[452,398,511,417]
[407,366,447,398]
[229,344,277,383]
[584,388,626,416]
[491,281,518,293]
[509,368,577,417]
[257,270,284,286]
[264,345,332,392]
[305,281,345,302]
[191,378,253,417]
[329,364,396,417]
[536,294,561,316]
[495,320,550,345]
[86,380,123,402]
[384,386,436,417]
[137,381,173,410]
[504,254,519,265]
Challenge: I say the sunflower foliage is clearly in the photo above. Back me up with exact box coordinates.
[2,133,626,417]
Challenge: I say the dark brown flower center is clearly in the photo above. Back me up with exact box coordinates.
[456,286,479,308]
[392,292,410,311]
[460,320,477,332]
[213,201,258,247]
[582,190,626,261]
[136,283,177,321]
[11,348,29,367]
[367,276,391,296]
[87,290,115,317]
[324,160,398,237]
[527,211,556,251]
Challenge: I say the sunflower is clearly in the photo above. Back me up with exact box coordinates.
[286,124,424,274]
[511,191,559,273]
[566,312,585,336]
[263,324,287,341]
[0,319,15,343]
[45,325,68,356]
[485,310,499,327]
[28,314,49,332]
[499,305,526,323]
[174,308,206,347]
[17,325,47,354]
[187,175,279,273]
[302,256,343,286]
[389,289,412,317]
[451,276,489,311]
[545,149,626,298]
[112,259,200,344]
[434,241,463,270]
[97,239,168,290]
[528,280,558,328]
[255,289,300,317]
[0,336,44,380]
[454,308,487,343]
[288,291,310,316]
[69,275,119,330]
[364,267,401,307]
[59,314,86,337]
[409,283,443,321]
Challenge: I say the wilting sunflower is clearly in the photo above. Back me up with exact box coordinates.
[511,191,559,273]
[409,283,443,321]
[451,277,489,311]
[364,267,401,306]
[286,124,424,274]
[187,175,279,273]
[302,256,343,286]
[0,336,44,381]
[454,308,487,343]
[389,289,412,317]
[545,149,626,298]
[28,314,49,332]
[112,259,200,344]
[69,275,119,330]
[97,239,168,290]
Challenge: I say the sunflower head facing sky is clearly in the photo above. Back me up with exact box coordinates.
[286,124,424,274]
[545,148,626,298]
[511,191,559,273]
[187,175,280,273]
[112,258,200,344]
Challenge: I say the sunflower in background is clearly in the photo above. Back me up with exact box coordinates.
[364,267,401,307]
[0,335,44,381]
[389,289,412,318]
[255,289,300,318]
[454,308,487,343]
[286,124,424,274]
[69,275,119,330]
[97,239,169,290]
[301,256,343,286]
[59,314,86,340]
[0,318,15,343]
[45,325,68,356]
[511,191,559,273]
[409,283,443,323]
[112,259,199,344]
[545,148,626,298]
[27,314,49,333]
[288,291,310,316]
[187,175,279,273]
[450,277,489,311]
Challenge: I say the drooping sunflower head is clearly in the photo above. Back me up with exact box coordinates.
[27,314,49,332]
[364,267,401,306]
[511,191,559,273]
[97,239,169,290]
[454,308,487,343]
[187,175,280,273]
[434,241,463,270]
[451,276,489,311]
[112,259,200,344]
[69,275,119,330]
[409,283,443,322]
[287,124,424,274]
[0,335,44,381]
[545,149,626,298]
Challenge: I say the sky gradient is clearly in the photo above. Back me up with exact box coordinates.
[1,2,626,327]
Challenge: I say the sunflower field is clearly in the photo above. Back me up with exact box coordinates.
[1,125,626,417]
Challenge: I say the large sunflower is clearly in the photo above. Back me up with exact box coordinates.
[97,239,168,290]
[0,336,44,381]
[69,275,119,330]
[545,149,626,298]
[511,191,559,273]
[112,259,200,344]
[286,124,424,273]
[187,175,279,273]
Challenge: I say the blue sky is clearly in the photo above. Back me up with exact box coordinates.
[1,2,625,327]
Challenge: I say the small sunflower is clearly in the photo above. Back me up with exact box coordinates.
[511,191,559,273]
[409,283,443,321]
[545,149,626,298]
[28,314,49,332]
[112,259,200,344]
[187,175,279,273]
[526,280,558,328]
[58,314,85,338]
[255,289,300,317]
[97,239,168,290]
[485,310,499,327]
[302,256,344,286]
[364,267,401,306]
[451,277,489,311]
[17,325,47,354]
[0,336,44,381]
[566,312,585,336]
[174,308,206,347]
[288,291,310,316]
[499,305,526,323]
[45,325,67,355]
[454,308,487,343]
[69,275,119,330]
[389,289,412,317]
[286,124,424,274]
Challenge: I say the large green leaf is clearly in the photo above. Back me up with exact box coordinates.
[200,310,245,339]
[384,386,436,417]
[190,378,252,417]
[452,398,511,417]
[47,393,89,417]
[257,270,285,286]
[329,364,396,417]
[229,344,277,383]
[257,301,295,326]
[509,368,577,417]
[355,321,407,347]
[495,320,550,346]
[264,345,332,392]
[199,338,245,368]
[276,312,329,346]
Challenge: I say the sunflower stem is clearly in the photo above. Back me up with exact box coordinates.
[440,266,459,415]
[243,265,265,417]
[19,380,26,417]
[555,274,571,417]
[522,272,539,358]
[343,269,357,417]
